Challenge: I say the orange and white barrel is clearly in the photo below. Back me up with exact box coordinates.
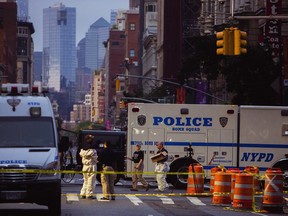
[244,166,260,193]
[187,164,204,194]
[227,168,241,201]
[263,168,284,206]
[210,166,225,193]
[212,171,231,205]
[232,173,254,209]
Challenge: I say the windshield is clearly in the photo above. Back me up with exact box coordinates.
[0,117,55,147]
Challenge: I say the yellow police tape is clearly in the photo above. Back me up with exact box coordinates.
[0,169,195,175]
[64,192,213,197]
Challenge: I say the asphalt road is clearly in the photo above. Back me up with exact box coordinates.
[0,176,287,216]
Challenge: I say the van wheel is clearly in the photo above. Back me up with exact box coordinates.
[48,184,61,216]
[168,158,197,189]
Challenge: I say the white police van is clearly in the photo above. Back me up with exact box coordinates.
[0,84,61,215]
[127,103,288,189]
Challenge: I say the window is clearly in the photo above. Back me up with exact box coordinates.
[0,117,55,147]
[129,49,135,57]
[112,41,119,46]
[17,38,28,56]
[57,10,67,25]
[145,4,156,12]
[130,23,136,31]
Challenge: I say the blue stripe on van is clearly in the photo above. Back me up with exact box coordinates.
[131,141,288,148]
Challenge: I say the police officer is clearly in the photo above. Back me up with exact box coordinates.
[154,142,169,192]
[126,144,150,191]
[79,134,98,199]
[98,141,117,200]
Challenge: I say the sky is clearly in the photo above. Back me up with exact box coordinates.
[28,0,129,51]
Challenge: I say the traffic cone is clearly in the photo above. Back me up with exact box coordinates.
[187,164,204,194]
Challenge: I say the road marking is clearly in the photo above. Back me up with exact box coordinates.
[66,193,79,202]
[157,195,175,204]
[125,195,143,206]
[186,197,206,206]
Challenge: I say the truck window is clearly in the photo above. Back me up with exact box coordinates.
[0,117,55,147]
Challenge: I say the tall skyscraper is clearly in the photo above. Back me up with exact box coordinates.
[43,3,76,91]
[33,51,42,82]
[16,0,29,21]
[85,17,110,71]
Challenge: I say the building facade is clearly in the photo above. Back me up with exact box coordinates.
[85,17,110,72]
[0,1,17,83]
[17,21,34,86]
[42,3,76,92]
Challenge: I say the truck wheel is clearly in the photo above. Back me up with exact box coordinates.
[273,160,288,191]
[168,158,197,189]
[48,183,61,216]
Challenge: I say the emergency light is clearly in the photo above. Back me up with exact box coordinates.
[1,84,49,96]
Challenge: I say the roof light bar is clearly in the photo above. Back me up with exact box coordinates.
[11,86,18,94]
[32,86,39,95]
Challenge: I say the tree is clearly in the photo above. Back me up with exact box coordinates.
[220,46,280,105]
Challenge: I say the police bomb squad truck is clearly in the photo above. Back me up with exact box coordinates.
[126,103,288,189]
[0,84,61,215]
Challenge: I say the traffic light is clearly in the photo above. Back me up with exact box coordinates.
[216,30,228,55]
[216,29,234,55]
[115,79,120,92]
[234,29,247,55]
[216,28,247,56]
[119,100,124,109]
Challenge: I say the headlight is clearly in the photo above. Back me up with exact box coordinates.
[39,161,59,178]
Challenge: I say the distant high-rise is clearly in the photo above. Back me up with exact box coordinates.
[85,17,110,71]
[43,3,76,91]
[33,51,42,82]
[110,9,117,26]
[16,0,29,21]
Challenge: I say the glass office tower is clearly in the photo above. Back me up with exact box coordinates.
[43,3,76,91]
[85,17,110,71]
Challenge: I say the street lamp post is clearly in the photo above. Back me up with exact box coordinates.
[117,74,227,103]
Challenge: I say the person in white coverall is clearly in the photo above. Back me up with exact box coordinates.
[79,134,98,199]
[154,142,170,192]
